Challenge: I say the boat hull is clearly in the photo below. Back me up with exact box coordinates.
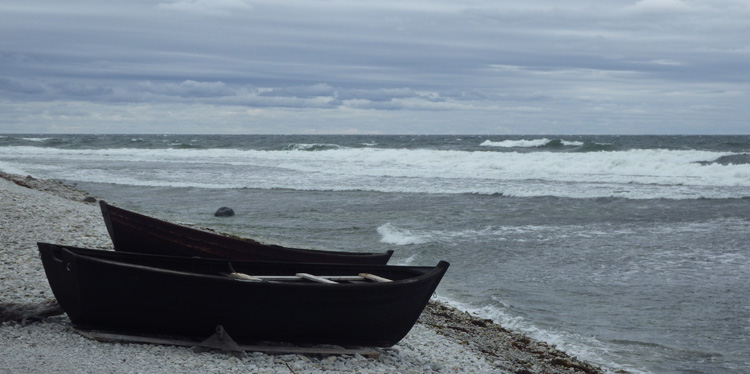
[38,243,448,347]
[100,201,393,264]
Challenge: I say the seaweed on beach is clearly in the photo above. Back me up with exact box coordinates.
[419,301,604,374]
[0,299,64,324]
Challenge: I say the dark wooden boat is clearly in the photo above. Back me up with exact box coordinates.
[38,243,448,347]
[99,200,393,264]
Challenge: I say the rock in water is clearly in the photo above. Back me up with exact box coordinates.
[214,207,235,217]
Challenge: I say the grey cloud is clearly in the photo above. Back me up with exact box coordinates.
[158,0,253,16]
[0,78,48,95]
[137,80,237,98]
[52,82,114,98]
[337,88,424,102]
[0,0,748,134]
[258,84,336,99]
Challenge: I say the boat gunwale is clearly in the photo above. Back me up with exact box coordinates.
[45,244,447,289]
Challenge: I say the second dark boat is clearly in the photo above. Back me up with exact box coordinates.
[99,200,393,264]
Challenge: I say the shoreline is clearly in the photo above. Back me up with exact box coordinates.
[0,171,604,374]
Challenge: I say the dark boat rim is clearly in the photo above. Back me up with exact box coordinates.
[41,243,449,286]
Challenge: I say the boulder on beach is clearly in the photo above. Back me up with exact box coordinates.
[214,207,235,217]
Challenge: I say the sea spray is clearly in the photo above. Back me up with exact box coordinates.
[377,223,430,245]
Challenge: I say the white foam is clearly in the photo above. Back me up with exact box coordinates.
[377,223,430,245]
[434,295,650,374]
[480,138,584,147]
[284,143,344,151]
[2,146,749,199]
[393,253,420,266]
[0,161,30,176]
[481,138,551,147]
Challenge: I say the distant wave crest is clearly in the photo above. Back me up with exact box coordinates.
[696,153,750,166]
[3,145,749,199]
[571,142,617,152]
[283,143,345,151]
[480,138,584,148]
[480,138,621,152]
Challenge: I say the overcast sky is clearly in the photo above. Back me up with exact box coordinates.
[1,0,748,134]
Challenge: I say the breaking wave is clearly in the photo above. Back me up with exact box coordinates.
[282,143,345,151]
[377,223,430,245]
[2,143,749,199]
[480,138,584,148]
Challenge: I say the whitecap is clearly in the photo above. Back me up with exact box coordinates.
[480,138,552,148]
[377,223,429,245]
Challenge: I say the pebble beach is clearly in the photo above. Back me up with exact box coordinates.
[0,171,603,374]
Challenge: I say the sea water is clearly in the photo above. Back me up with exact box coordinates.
[1,134,749,373]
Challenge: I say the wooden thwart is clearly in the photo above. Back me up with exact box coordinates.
[359,273,393,283]
[296,273,338,284]
[74,327,380,358]
[227,272,393,283]
[228,272,263,281]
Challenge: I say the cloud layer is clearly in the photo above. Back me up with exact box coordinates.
[1,0,748,134]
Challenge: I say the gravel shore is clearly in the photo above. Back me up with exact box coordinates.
[0,171,604,374]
